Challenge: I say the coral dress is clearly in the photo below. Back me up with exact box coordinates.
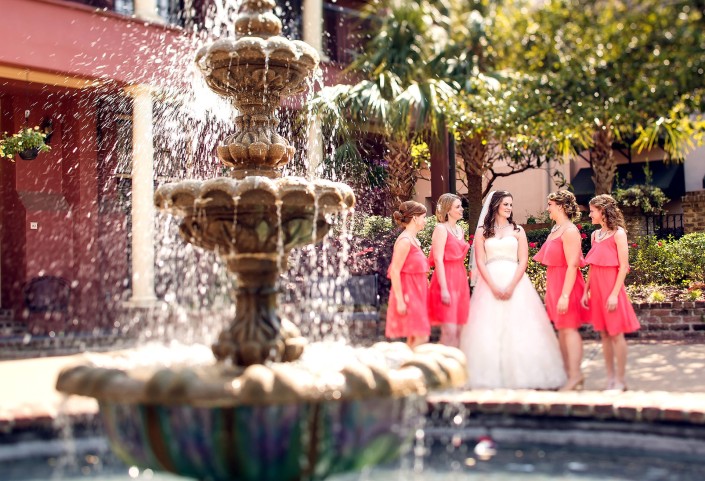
[460,236,566,389]
[584,232,640,336]
[428,230,471,325]
[533,232,590,329]
[385,240,431,339]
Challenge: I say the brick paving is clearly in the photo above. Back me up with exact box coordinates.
[1,340,705,435]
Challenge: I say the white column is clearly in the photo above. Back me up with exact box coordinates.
[302,0,323,56]
[125,84,157,305]
[133,0,162,23]
[307,115,324,178]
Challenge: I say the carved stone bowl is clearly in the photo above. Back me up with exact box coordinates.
[56,343,467,481]
[154,176,355,261]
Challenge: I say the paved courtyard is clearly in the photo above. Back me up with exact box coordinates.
[1,340,705,431]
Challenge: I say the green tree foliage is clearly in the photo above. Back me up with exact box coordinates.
[493,0,705,194]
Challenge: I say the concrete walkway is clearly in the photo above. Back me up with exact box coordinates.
[1,340,705,430]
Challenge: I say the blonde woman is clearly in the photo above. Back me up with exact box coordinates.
[581,194,640,391]
[428,193,470,348]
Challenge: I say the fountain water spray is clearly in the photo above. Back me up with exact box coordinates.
[56,2,466,479]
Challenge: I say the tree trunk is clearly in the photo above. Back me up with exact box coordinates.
[386,138,415,214]
[429,122,449,211]
[458,134,487,226]
[590,123,616,195]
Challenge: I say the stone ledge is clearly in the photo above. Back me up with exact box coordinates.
[428,389,705,426]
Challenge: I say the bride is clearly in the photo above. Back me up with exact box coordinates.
[460,191,566,389]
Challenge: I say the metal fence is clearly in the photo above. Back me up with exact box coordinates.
[645,213,684,239]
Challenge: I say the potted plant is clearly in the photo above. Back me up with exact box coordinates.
[0,126,51,161]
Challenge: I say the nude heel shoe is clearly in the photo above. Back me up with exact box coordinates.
[559,376,585,392]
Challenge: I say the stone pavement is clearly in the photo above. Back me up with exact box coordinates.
[1,340,705,434]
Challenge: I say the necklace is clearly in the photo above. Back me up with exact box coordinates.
[447,223,463,239]
[551,222,570,234]
[596,228,611,241]
[494,223,510,230]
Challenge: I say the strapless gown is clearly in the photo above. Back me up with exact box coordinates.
[460,236,566,389]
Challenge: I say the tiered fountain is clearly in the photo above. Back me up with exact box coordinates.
[56,1,466,480]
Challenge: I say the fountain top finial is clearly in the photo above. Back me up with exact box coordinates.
[235,0,282,39]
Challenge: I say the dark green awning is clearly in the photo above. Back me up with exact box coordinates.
[571,160,685,205]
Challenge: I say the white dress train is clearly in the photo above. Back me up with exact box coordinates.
[460,236,566,389]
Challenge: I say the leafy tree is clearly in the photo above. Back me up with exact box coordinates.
[447,74,572,224]
[494,0,705,194]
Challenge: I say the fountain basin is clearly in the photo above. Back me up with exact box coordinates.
[195,36,319,100]
[155,176,355,256]
[98,397,413,481]
[56,343,467,481]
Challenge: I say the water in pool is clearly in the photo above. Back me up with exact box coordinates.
[1,436,702,481]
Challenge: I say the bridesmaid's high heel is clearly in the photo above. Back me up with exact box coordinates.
[559,377,585,392]
[605,383,627,393]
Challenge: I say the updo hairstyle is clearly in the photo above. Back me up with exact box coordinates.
[547,190,581,222]
[392,201,427,227]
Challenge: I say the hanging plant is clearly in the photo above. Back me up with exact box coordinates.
[0,126,51,161]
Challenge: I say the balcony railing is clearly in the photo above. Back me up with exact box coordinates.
[62,0,189,26]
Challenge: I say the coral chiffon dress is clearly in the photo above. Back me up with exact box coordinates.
[533,232,590,329]
[428,230,471,325]
[385,240,431,339]
[584,232,640,336]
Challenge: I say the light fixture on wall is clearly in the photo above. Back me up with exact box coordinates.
[40,117,54,145]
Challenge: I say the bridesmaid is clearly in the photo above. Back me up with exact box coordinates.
[581,194,641,391]
[386,201,431,348]
[428,194,470,348]
[533,190,590,391]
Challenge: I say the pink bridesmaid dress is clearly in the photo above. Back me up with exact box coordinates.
[428,232,470,326]
[584,232,641,335]
[533,233,590,329]
[385,241,431,339]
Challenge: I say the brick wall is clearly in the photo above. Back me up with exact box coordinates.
[632,301,705,338]
[683,191,705,234]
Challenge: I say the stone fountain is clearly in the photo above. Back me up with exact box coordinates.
[56,1,466,480]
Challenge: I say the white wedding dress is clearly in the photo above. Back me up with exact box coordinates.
[460,236,566,389]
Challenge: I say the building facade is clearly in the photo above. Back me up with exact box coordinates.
[0,0,364,336]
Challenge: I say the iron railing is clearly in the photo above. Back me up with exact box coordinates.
[645,213,684,239]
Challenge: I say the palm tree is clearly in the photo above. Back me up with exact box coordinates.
[311,0,457,212]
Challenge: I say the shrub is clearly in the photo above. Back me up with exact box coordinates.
[673,233,705,283]
[626,236,686,286]
[687,289,703,302]
[526,244,547,297]
[649,291,666,303]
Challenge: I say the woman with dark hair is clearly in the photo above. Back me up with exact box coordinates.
[581,194,640,391]
[386,201,431,348]
[534,190,591,391]
[428,193,470,347]
[460,191,565,389]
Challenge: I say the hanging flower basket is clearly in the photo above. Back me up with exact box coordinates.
[0,127,51,161]
[18,147,40,160]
